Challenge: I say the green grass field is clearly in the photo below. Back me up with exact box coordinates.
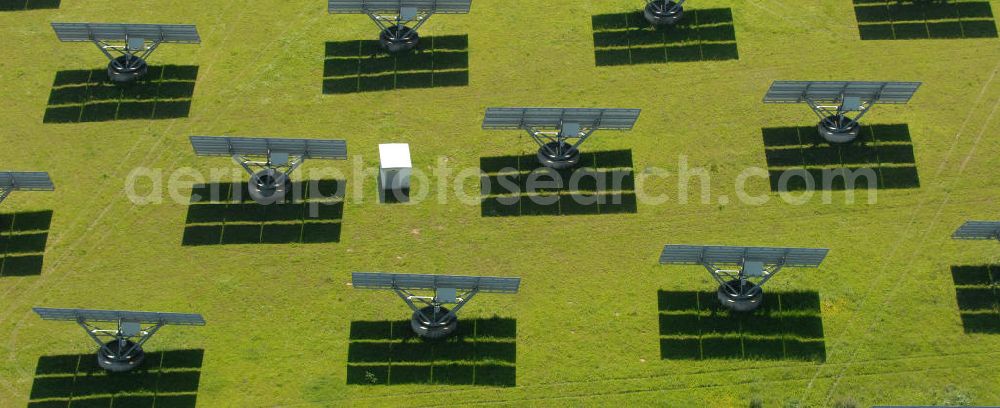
[2,0,1000,406]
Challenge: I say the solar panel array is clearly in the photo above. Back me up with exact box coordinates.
[352,272,521,293]
[0,172,54,191]
[952,221,1000,240]
[52,23,201,43]
[482,107,641,130]
[763,81,921,104]
[190,136,348,160]
[659,245,829,267]
[33,307,206,326]
[328,0,471,14]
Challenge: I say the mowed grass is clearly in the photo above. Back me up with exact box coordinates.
[0,0,999,406]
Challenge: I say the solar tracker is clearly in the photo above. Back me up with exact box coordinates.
[190,136,348,160]
[328,0,471,14]
[952,221,1000,241]
[352,272,521,293]
[190,136,347,204]
[0,172,54,191]
[328,0,470,52]
[51,23,201,43]
[33,307,206,325]
[482,107,641,169]
[0,172,54,204]
[764,81,921,105]
[52,22,201,83]
[352,271,520,339]
[763,80,921,143]
[659,245,829,267]
[34,306,205,372]
[482,107,641,130]
[659,244,828,312]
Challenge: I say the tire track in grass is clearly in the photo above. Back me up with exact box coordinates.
[819,56,1000,404]
[0,2,251,396]
[317,350,1000,406]
[0,1,328,399]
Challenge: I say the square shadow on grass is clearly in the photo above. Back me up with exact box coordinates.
[480,150,637,217]
[0,210,52,277]
[762,124,919,192]
[658,290,825,361]
[592,8,738,66]
[28,349,203,407]
[951,265,1000,334]
[43,65,198,123]
[854,0,998,40]
[347,317,516,386]
[323,35,469,94]
[0,0,59,10]
[182,180,344,246]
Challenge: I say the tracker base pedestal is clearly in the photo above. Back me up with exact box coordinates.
[410,306,458,339]
[97,340,145,372]
[380,26,419,53]
[249,169,291,205]
[537,142,581,170]
[717,280,763,312]
[107,55,148,84]
[818,116,860,144]
[644,1,684,25]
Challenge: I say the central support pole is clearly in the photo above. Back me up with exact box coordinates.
[527,122,596,169]
[393,286,478,339]
[368,7,429,53]
[93,35,163,83]
[232,152,304,205]
[701,260,784,312]
[77,318,164,372]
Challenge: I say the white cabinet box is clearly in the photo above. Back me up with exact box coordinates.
[378,143,412,191]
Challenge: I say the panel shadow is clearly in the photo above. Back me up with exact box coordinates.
[28,349,203,407]
[658,290,826,361]
[762,124,920,192]
[43,65,199,123]
[951,265,1000,334]
[0,0,59,10]
[0,210,52,277]
[323,35,469,94]
[182,180,345,246]
[347,317,516,387]
[854,0,998,40]
[592,8,739,67]
[480,150,637,217]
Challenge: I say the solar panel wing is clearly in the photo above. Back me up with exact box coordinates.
[0,172,54,191]
[329,0,471,14]
[352,272,521,293]
[482,107,641,130]
[659,245,829,267]
[764,81,921,104]
[33,307,206,325]
[952,221,1000,240]
[52,23,201,43]
[190,136,348,160]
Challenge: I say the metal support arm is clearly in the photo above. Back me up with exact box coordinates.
[524,125,598,158]
[76,318,165,359]
[91,34,164,69]
[366,10,433,40]
[231,153,305,184]
[392,286,480,323]
[700,259,785,297]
